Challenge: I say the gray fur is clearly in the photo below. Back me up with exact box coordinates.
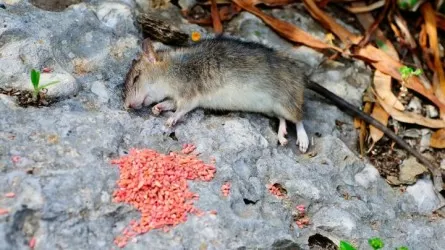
[123,36,311,152]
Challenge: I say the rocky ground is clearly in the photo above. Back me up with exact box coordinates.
[1,0,444,249]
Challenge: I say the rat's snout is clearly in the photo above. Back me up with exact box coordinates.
[126,101,142,110]
[123,98,141,110]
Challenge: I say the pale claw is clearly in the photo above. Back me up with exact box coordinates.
[165,117,177,128]
[278,135,288,146]
[152,104,162,116]
[297,135,309,153]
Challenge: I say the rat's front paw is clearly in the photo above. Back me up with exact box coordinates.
[278,135,288,146]
[296,134,309,153]
[152,104,162,116]
[165,117,177,128]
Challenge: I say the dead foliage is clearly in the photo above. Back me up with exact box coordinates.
[142,0,445,193]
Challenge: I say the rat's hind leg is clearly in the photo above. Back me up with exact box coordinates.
[152,100,176,116]
[278,117,288,146]
[296,121,309,153]
[165,100,198,127]
[276,103,308,153]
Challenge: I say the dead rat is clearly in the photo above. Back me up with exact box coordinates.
[123,36,442,190]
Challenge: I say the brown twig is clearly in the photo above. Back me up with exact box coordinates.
[356,0,392,48]
[211,0,223,34]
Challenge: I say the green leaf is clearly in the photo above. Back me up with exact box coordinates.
[39,80,59,90]
[412,68,423,76]
[375,39,387,50]
[396,247,409,250]
[339,241,357,250]
[368,237,384,249]
[399,66,414,79]
[31,69,40,89]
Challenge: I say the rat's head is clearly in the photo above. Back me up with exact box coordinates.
[123,38,168,110]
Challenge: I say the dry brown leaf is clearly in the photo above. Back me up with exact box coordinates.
[236,0,445,117]
[373,71,404,111]
[303,0,445,115]
[359,101,372,156]
[430,128,445,148]
[325,33,335,45]
[183,4,241,25]
[345,0,385,13]
[393,14,433,90]
[356,45,445,116]
[436,13,445,31]
[232,0,342,52]
[302,0,361,45]
[250,0,297,6]
[376,94,445,128]
[354,1,395,144]
[419,24,436,71]
[353,117,361,128]
[421,2,445,104]
[370,102,389,143]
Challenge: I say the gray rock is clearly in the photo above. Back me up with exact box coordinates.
[407,96,422,114]
[0,1,444,250]
[91,81,110,103]
[405,178,441,214]
[425,104,439,118]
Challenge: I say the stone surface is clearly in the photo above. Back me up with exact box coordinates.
[0,1,444,250]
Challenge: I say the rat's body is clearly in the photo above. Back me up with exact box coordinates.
[124,36,309,150]
[123,36,440,183]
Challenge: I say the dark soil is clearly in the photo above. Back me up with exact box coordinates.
[308,234,338,250]
[368,139,404,178]
[29,0,83,12]
[0,87,57,107]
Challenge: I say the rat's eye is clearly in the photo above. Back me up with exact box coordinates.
[133,75,139,83]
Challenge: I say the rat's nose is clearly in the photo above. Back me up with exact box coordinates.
[124,101,137,110]
[127,101,141,110]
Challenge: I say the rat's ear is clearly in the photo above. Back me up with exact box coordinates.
[141,37,158,63]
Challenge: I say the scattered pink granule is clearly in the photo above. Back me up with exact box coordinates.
[0,209,8,215]
[110,145,216,248]
[296,204,305,213]
[267,184,286,198]
[11,156,20,163]
[221,182,231,197]
[181,143,196,154]
[5,192,15,198]
[42,67,53,73]
[295,217,310,228]
[29,237,36,249]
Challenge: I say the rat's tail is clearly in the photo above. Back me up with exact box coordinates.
[306,79,443,192]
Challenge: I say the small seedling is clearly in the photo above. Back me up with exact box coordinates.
[375,39,387,51]
[340,237,409,250]
[339,240,356,250]
[399,66,423,81]
[30,69,59,101]
[368,237,384,250]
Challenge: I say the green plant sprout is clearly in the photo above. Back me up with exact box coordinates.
[368,237,384,250]
[339,238,409,250]
[339,240,356,250]
[399,65,423,81]
[30,69,59,101]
